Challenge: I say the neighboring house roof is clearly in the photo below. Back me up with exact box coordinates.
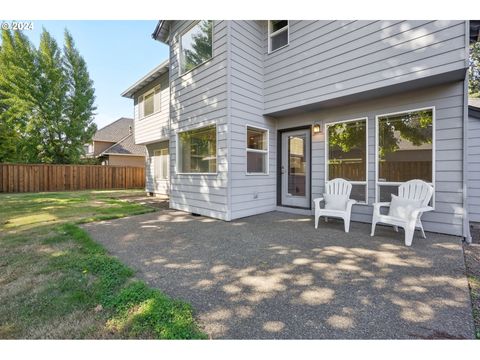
[93,117,134,142]
[469,98,480,119]
[152,21,171,43]
[100,134,146,157]
[121,60,169,99]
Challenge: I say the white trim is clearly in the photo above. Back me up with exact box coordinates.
[245,124,269,176]
[324,117,369,204]
[176,123,218,175]
[178,20,214,77]
[268,20,289,54]
[374,106,436,207]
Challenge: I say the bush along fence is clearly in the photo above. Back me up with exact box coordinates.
[0,163,145,193]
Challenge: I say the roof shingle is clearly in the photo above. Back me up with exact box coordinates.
[93,117,134,142]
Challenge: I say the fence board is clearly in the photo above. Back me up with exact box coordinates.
[0,164,145,193]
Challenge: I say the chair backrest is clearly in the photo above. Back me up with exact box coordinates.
[398,179,433,207]
[325,178,352,197]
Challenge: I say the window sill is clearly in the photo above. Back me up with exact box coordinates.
[179,56,213,78]
[139,110,161,121]
[268,43,289,54]
[246,172,269,176]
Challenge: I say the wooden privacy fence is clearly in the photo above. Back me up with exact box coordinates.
[0,164,145,193]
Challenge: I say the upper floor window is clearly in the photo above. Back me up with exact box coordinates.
[268,20,289,53]
[180,20,213,75]
[376,108,434,202]
[140,86,160,119]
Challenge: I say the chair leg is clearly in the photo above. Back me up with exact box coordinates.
[315,214,320,229]
[393,226,399,232]
[404,223,416,246]
[418,221,426,239]
[324,217,328,223]
[370,220,377,236]
[344,218,350,233]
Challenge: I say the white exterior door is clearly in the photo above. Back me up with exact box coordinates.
[153,147,169,194]
[281,129,311,208]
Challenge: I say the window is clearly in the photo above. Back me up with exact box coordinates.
[140,86,160,119]
[268,20,289,52]
[180,20,213,75]
[154,148,169,180]
[376,108,434,202]
[326,118,368,203]
[246,126,268,174]
[178,125,216,174]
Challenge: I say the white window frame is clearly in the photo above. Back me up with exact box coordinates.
[154,148,169,180]
[139,86,160,120]
[176,123,218,175]
[375,106,436,206]
[268,20,289,54]
[179,20,214,77]
[325,117,369,204]
[246,125,269,176]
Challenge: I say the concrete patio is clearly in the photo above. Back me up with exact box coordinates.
[82,209,475,339]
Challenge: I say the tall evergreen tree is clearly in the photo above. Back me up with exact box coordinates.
[0,27,96,164]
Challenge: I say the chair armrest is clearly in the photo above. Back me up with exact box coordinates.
[372,202,390,216]
[313,197,324,210]
[410,206,434,220]
[372,202,390,210]
[346,199,357,211]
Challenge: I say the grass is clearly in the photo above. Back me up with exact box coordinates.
[0,190,207,339]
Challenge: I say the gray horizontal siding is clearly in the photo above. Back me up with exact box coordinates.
[229,21,277,220]
[133,73,170,145]
[276,81,465,236]
[468,113,480,222]
[264,20,467,114]
[168,21,230,220]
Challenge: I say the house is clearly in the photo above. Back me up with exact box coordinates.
[84,117,146,167]
[122,20,480,242]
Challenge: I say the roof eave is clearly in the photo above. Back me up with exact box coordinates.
[120,59,169,99]
[152,20,170,43]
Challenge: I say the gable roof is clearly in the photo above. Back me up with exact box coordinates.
[100,134,146,157]
[121,59,169,99]
[93,117,134,142]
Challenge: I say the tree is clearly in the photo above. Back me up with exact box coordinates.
[470,41,480,97]
[0,27,96,164]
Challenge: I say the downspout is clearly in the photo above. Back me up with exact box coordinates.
[463,20,472,243]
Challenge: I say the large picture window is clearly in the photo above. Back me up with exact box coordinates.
[326,118,368,203]
[180,20,213,75]
[376,108,434,202]
[246,126,268,174]
[178,125,217,174]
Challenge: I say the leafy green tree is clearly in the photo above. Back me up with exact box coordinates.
[0,27,96,164]
[470,41,480,97]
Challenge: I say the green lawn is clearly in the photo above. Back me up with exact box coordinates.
[0,190,207,339]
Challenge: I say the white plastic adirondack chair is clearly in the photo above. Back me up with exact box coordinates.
[370,179,434,246]
[314,178,357,233]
